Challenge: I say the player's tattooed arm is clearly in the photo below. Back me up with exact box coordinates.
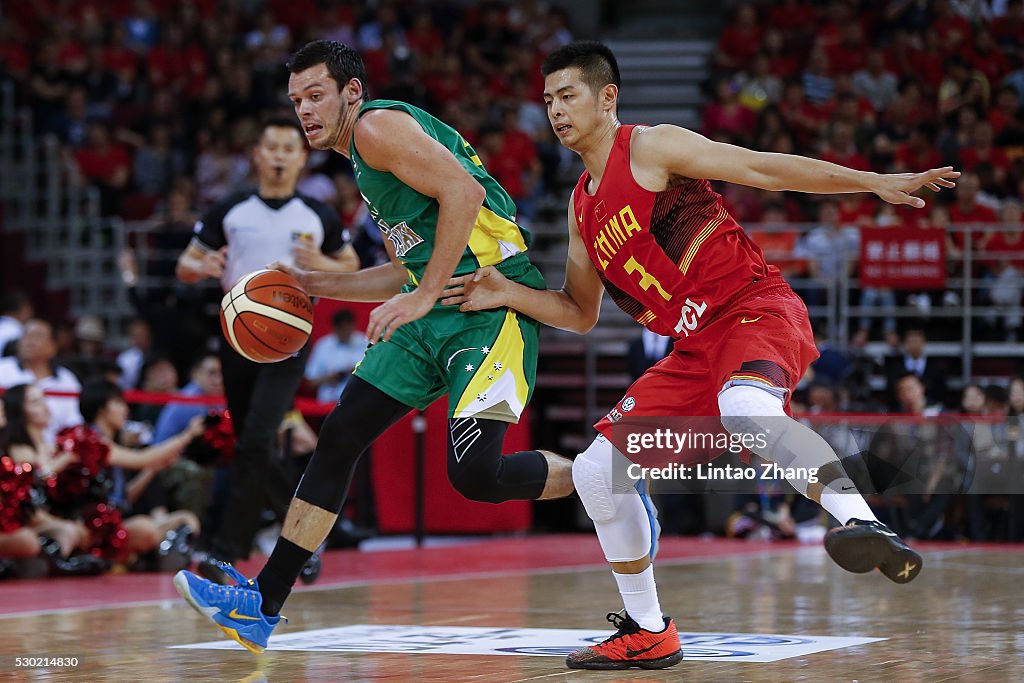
[631,124,959,208]
[443,198,604,334]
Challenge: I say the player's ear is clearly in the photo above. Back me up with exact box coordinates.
[601,84,618,112]
[345,77,364,104]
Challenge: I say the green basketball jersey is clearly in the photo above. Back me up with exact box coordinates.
[349,99,532,283]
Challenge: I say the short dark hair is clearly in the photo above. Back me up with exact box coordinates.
[260,115,304,140]
[2,383,33,448]
[541,41,621,95]
[287,40,370,102]
[331,309,355,327]
[188,353,219,374]
[1,290,29,315]
[79,378,123,424]
[984,384,1009,405]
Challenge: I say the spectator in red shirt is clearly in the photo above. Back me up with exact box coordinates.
[965,27,1009,85]
[992,0,1024,47]
[702,78,757,144]
[906,28,948,94]
[936,106,980,164]
[424,54,465,110]
[74,121,131,215]
[476,116,541,223]
[821,122,871,172]
[980,200,1024,271]
[989,85,1020,136]
[979,199,1024,338]
[766,0,818,38]
[406,9,445,74]
[778,79,827,147]
[0,20,31,84]
[761,28,799,79]
[831,75,877,134]
[948,172,999,249]
[716,2,763,71]
[931,0,973,53]
[837,194,877,229]
[826,22,867,74]
[894,124,942,173]
[960,121,1011,184]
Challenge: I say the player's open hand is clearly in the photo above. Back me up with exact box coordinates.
[871,167,960,208]
[441,266,509,312]
[367,289,435,343]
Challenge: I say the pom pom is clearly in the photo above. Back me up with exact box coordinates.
[0,456,37,533]
[184,410,236,466]
[46,426,113,513]
[80,502,128,562]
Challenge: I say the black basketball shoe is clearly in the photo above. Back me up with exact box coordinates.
[824,519,923,583]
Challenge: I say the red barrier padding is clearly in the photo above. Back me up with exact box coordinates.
[371,400,533,534]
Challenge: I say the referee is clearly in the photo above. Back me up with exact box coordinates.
[176,116,357,584]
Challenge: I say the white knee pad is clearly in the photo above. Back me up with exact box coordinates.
[718,384,786,440]
[718,384,845,498]
[572,435,618,523]
[574,435,657,563]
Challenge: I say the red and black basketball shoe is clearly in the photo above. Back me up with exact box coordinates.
[566,611,683,670]
[825,518,923,584]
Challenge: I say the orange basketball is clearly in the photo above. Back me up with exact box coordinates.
[220,269,313,363]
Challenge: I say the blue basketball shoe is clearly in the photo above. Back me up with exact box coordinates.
[173,563,285,653]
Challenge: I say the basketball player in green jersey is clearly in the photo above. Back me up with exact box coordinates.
[173,40,574,653]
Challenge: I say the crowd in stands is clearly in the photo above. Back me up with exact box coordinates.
[3,1,1024,573]
[0,0,573,257]
[0,294,335,578]
[711,0,1024,343]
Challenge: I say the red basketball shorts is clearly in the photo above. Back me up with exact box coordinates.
[596,276,818,443]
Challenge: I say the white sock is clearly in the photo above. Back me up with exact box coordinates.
[612,565,664,633]
[718,385,879,526]
[819,486,878,525]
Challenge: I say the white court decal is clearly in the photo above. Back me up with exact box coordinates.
[172,625,884,662]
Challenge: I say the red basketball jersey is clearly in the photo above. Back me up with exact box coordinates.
[573,125,778,339]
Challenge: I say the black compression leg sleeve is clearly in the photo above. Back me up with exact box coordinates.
[447,417,548,503]
[258,377,410,615]
[294,376,412,512]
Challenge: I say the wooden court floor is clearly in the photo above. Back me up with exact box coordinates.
[0,536,1022,682]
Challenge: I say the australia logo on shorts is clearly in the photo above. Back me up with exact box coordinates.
[621,396,636,412]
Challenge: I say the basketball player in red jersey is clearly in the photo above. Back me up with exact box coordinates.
[443,41,960,670]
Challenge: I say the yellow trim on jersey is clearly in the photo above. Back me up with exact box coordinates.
[637,310,657,325]
[729,373,778,387]
[453,310,530,422]
[678,206,728,275]
[467,206,529,268]
[462,138,483,167]
[407,269,420,286]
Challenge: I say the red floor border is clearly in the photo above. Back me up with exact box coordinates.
[0,535,1018,617]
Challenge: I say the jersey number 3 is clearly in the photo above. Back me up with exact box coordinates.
[623,257,671,301]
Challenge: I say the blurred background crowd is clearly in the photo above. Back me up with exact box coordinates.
[1,0,1023,579]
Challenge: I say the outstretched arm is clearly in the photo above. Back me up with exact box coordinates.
[632,125,959,208]
[443,199,604,334]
